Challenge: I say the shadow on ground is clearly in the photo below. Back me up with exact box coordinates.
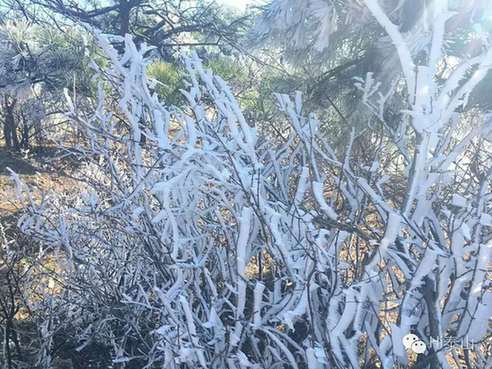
[0,147,41,175]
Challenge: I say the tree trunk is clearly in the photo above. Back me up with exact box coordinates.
[20,112,30,149]
[3,96,19,151]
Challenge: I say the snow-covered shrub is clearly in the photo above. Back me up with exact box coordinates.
[15,2,492,368]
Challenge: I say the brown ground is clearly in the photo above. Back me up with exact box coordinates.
[0,146,75,219]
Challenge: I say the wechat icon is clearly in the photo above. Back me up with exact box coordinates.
[403,333,427,354]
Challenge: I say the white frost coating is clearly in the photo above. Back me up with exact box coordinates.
[237,207,252,278]
[294,166,309,205]
[295,90,302,114]
[380,213,401,253]
[467,291,492,341]
[312,180,337,220]
[152,108,170,150]
[461,223,471,240]
[306,347,324,369]
[261,328,300,369]
[253,282,265,328]
[12,13,492,369]
[452,194,467,208]
[236,206,252,331]
[480,213,492,227]
[429,0,450,76]
[237,351,253,368]
[362,0,415,98]
[180,295,207,368]
[283,287,308,330]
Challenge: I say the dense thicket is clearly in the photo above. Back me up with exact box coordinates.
[0,1,491,369]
